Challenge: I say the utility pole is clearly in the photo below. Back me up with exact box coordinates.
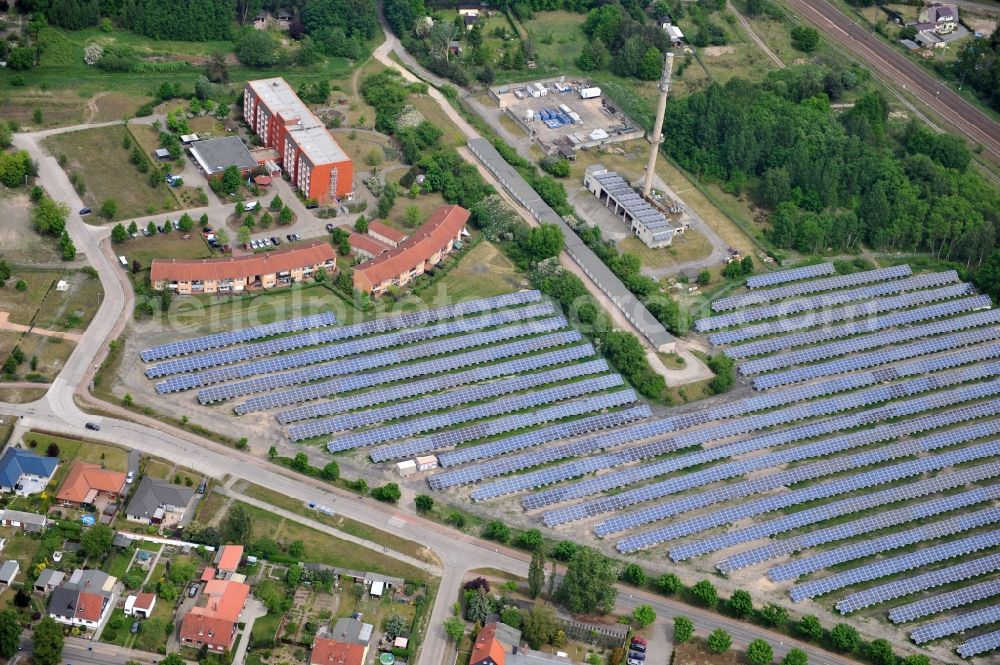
[642,51,674,199]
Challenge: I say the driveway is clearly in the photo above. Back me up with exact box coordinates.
[232,599,267,665]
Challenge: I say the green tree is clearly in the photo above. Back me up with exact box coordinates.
[632,604,656,627]
[556,546,618,615]
[127,221,138,235]
[178,213,194,232]
[697,270,711,285]
[355,217,369,233]
[483,520,510,543]
[0,609,20,658]
[236,29,279,66]
[527,547,545,599]
[830,623,859,652]
[269,194,283,211]
[707,628,731,654]
[519,224,563,263]
[414,494,434,513]
[0,260,10,287]
[100,198,118,219]
[620,563,646,587]
[673,616,694,643]
[15,281,26,292]
[746,639,774,665]
[867,639,894,665]
[237,226,251,245]
[220,165,242,194]
[280,206,293,224]
[404,205,421,227]
[382,614,407,639]
[147,221,158,236]
[901,656,929,665]
[637,47,663,80]
[81,523,113,559]
[442,617,464,642]
[111,223,129,242]
[790,25,820,52]
[32,617,64,665]
[521,603,557,649]
[290,452,310,472]
[223,504,253,545]
[761,603,788,627]
[499,606,522,629]
[514,528,543,552]
[371,483,401,503]
[689,579,718,608]
[782,648,808,665]
[727,589,753,618]
[656,573,682,594]
[796,614,823,641]
[576,36,609,71]
[320,461,339,480]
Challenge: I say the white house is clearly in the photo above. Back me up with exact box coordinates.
[124,593,157,618]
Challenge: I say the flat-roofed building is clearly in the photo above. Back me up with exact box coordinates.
[352,205,469,296]
[584,165,676,248]
[151,242,337,294]
[190,137,259,178]
[244,78,353,202]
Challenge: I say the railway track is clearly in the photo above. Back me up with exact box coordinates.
[786,0,1000,161]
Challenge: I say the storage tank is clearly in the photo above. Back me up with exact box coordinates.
[579,87,601,99]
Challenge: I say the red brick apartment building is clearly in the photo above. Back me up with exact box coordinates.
[243,78,354,202]
[353,205,470,295]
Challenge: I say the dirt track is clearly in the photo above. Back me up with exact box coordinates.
[787,0,1000,161]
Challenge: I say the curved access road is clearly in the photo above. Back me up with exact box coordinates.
[787,0,1000,161]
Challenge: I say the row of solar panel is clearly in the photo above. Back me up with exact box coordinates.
[679,458,1000,563]
[196,317,568,403]
[744,262,835,290]
[739,309,1000,375]
[697,271,958,332]
[365,389,639,462]
[277,345,595,424]
[891,579,1000,623]
[316,373,624,449]
[717,483,1000,574]
[596,420,1000,538]
[710,282,975,346]
[234,330,582,413]
[157,304,555,392]
[959,629,1000,658]
[145,290,541,374]
[473,370,1000,503]
[537,394,1000,525]
[287,359,610,441]
[140,312,337,362]
[752,325,1000,390]
[776,506,1000,584]
[725,296,993,359]
[713,264,911,311]
[617,434,1000,554]
[913,604,1000,644]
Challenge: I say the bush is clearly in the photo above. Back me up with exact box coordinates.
[371,483,401,504]
[482,520,510,543]
[830,623,859,652]
[673,616,693,643]
[689,579,717,608]
[707,628,731,653]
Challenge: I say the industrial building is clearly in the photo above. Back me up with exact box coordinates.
[584,165,677,248]
[189,137,259,178]
[243,78,354,203]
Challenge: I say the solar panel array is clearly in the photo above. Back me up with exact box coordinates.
[197,317,568,403]
[713,264,911,311]
[365,389,639,462]
[140,312,337,361]
[277,345,596,423]
[744,262,835,290]
[697,271,958,331]
[235,330,582,413]
[911,604,1000,644]
[959,630,1000,658]
[157,304,555,393]
[890,579,1000,623]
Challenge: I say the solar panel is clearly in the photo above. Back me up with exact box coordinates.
[277,345,596,423]
[146,297,550,377]
[710,282,975,346]
[288,358,608,439]
[196,317,568,403]
[959,629,1000,658]
[717,484,1000,573]
[911,604,1000,644]
[140,312,337,361]
[714,264,911,311]
[726,295,993,359]
[891,579,1000,623]
[774,507,1000,584]
[791,529,1000,602]
[698,271,958,331]
[836,550,1000,614]
[234,330,582,413]
[752,327,1000,389]
[739,309,1000,376]
[364,389,639,461]
[616,439,1000,553]
[157,304,556,391]
[743,262,836,290]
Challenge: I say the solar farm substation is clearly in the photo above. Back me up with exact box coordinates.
[140,264,1000,658]
[488,79,644,153]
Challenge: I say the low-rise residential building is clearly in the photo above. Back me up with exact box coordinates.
[0,509,48,532]
[56,462,126,507]
[179,578,250,652]
[47,569,117,629]
[352,205,470,295]
[124,592,156,618]
[151,242,337,294]
[0,448,59,496]
[366,221,408,247]
[327,617,373,646]
[213,545,243,578]
[472,621,574,665]
[311,636,367,665]
[918,3,958,34]
[347,232,391,261]
[125,478,196,527]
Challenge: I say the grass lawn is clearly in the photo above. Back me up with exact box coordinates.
[240,483,438,566]
[618,233,713,270]
[239,501,429,581]
[408,94,467,148]
[119,232,216,275]
[0,270,63,326]
[0,529,42,584]
[143,459,175,480]
[193,490,229,524]
[414,239,529,306]
[21,432,130,488]
[103,550,134,579]
[44,125,178,220]
[100,609,132,647]
[33,269,104,331]
[523,11,588,75]
[0,333,76,383]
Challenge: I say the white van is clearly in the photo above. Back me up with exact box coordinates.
[244,200,260,211]
[118,256,128,268]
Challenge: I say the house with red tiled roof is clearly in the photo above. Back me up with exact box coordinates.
[310,636,367,665]
[471,622,507,665]
[367,221,408,247]
[55,462,125,507]
[353,205,469,296]
[214,545,243,578]
[179,578,250,652]
[346,231,391,261]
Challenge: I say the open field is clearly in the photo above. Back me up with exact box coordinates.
[0,332,75,382]
[0,266,102,330]
[409,93,467,148]
[414,238,530,306]
[0,387,48,402]
[523,11,587,75]
[619,234,713,271]
[44,125,178,220]
[0,192,66,266]
[0,270,63,326]
[118,232,215,275]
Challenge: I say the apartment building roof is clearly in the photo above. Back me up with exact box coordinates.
[247,78,349,165]
[151,242,336,283]
[353,205,469,289]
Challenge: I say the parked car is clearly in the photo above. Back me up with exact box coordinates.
[325,223,335,233]
[286,234,295,242]
[270,237,281,245]
[197,480,207,494]
[130,621,140,634]
[289,233,301,241]
[630,637,647,652]
[188,584,199,598]
[627,651,645,661]
[85,422,100,431]
[141,228,153,237]
[306,202,319,209]
[126,471,135,484]
[79,207,92,216]
[202,226,213,236]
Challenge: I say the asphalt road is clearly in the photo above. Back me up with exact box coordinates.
[786,0,1000,161]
